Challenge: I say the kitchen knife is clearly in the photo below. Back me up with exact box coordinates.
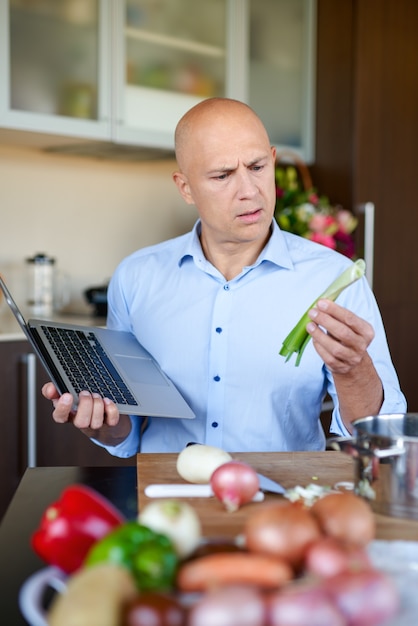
[256,473,286,494]
[144,483,265,500]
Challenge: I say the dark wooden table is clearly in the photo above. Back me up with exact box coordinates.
[0,466,138,625]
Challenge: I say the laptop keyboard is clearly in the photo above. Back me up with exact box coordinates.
[41,326,138,406]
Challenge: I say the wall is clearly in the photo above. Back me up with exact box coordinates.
[0,146,197,312]
[313,0,418,410]
[352,0,418,408]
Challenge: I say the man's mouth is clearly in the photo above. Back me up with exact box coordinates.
[237,208,263,223]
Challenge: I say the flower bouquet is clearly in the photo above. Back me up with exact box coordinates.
[274,152,357,259]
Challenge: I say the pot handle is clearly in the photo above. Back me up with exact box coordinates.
[327,436,405,459]
[19,566,67,626]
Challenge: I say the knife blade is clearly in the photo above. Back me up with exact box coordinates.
[256,473,286,494]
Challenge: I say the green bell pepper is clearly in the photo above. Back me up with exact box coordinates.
[84,521,178,591]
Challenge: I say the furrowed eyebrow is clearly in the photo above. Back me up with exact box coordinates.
[207,155,269,176]
[207,164,235,176]
[245,155,269,167]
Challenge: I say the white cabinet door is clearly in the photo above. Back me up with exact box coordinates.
[247,0,317,162]
[0,0,111,143]
[113,0,228,149]
[114,0,316,159]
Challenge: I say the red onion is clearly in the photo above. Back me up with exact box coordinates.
[326,569,400,626]
[188,585,266,626]
[210,461,260,512]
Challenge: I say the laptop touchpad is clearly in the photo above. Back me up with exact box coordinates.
[116,356,169,386]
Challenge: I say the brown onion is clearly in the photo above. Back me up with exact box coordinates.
[244,501,322,569]
[310,492,375,546]
[122,591,185,626]
[210,461,260,512]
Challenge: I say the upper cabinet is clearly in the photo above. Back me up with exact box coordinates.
[0,0,111,142]
[0,0,316,160]
[116,0,227,148]
[247,0,316,161]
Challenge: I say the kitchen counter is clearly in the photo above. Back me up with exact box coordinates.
[0,306,106,341]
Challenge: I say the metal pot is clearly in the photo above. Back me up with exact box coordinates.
[328,413,418,520]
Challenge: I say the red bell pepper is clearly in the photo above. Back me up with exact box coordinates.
[31,484,125,574]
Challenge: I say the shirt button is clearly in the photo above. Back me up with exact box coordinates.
[215,327,222,333]
[223,284,230,291]
[211,422,219,428]
[213,375,221,382]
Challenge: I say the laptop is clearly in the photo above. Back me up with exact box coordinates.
[0,276,195,419]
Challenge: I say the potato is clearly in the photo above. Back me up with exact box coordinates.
[48,563,137,626]
[176,444,232,483]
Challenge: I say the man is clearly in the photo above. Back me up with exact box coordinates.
[42,98,406,456]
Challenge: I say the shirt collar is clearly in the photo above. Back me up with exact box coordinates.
[178,219,294,271]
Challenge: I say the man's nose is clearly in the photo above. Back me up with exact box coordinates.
[236,169,258,198]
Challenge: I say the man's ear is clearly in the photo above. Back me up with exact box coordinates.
[172,171,194,205]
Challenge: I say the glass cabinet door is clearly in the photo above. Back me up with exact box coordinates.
[248,0,316,161]
[115,0,227,148]
[3,0,110,139]
[125,0,226,97]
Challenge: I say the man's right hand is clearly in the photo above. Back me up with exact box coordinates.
[41,382,123,435]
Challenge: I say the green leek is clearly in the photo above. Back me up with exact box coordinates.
[279,259,366,366]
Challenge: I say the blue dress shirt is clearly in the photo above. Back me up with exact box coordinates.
[96,220,406,456]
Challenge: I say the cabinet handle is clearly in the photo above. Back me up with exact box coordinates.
[24,353,37,468]
[356,202,375,288]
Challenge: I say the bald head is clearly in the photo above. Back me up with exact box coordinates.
[174,98,271,173]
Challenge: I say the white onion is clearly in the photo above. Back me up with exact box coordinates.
[210,461,260,512]
[138,499,202,558]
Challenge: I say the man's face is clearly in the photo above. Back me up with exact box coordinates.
[174,110,277,249]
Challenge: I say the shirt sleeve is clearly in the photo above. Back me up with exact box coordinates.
[88,261,143,457]
[327,276,407,437]
[90,415,142,458]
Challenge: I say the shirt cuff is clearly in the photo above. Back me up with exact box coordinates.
[90,415,141,458]
[329,407,351,438]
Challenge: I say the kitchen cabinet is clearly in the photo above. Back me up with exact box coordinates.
[0,0,316,160]
[0,338,134,522]
[0,0,111,143]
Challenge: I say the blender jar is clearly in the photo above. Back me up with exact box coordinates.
[26,253,55,316]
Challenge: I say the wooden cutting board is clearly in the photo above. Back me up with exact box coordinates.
[137,451,418,541]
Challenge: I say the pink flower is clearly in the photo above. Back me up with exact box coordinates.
[309,213,336,234]
[335,230,356,258]
[309,232,337,250]
[308,192,319,205]
[336,209,358,234]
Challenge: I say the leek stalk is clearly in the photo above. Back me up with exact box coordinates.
[279,259,366,366]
